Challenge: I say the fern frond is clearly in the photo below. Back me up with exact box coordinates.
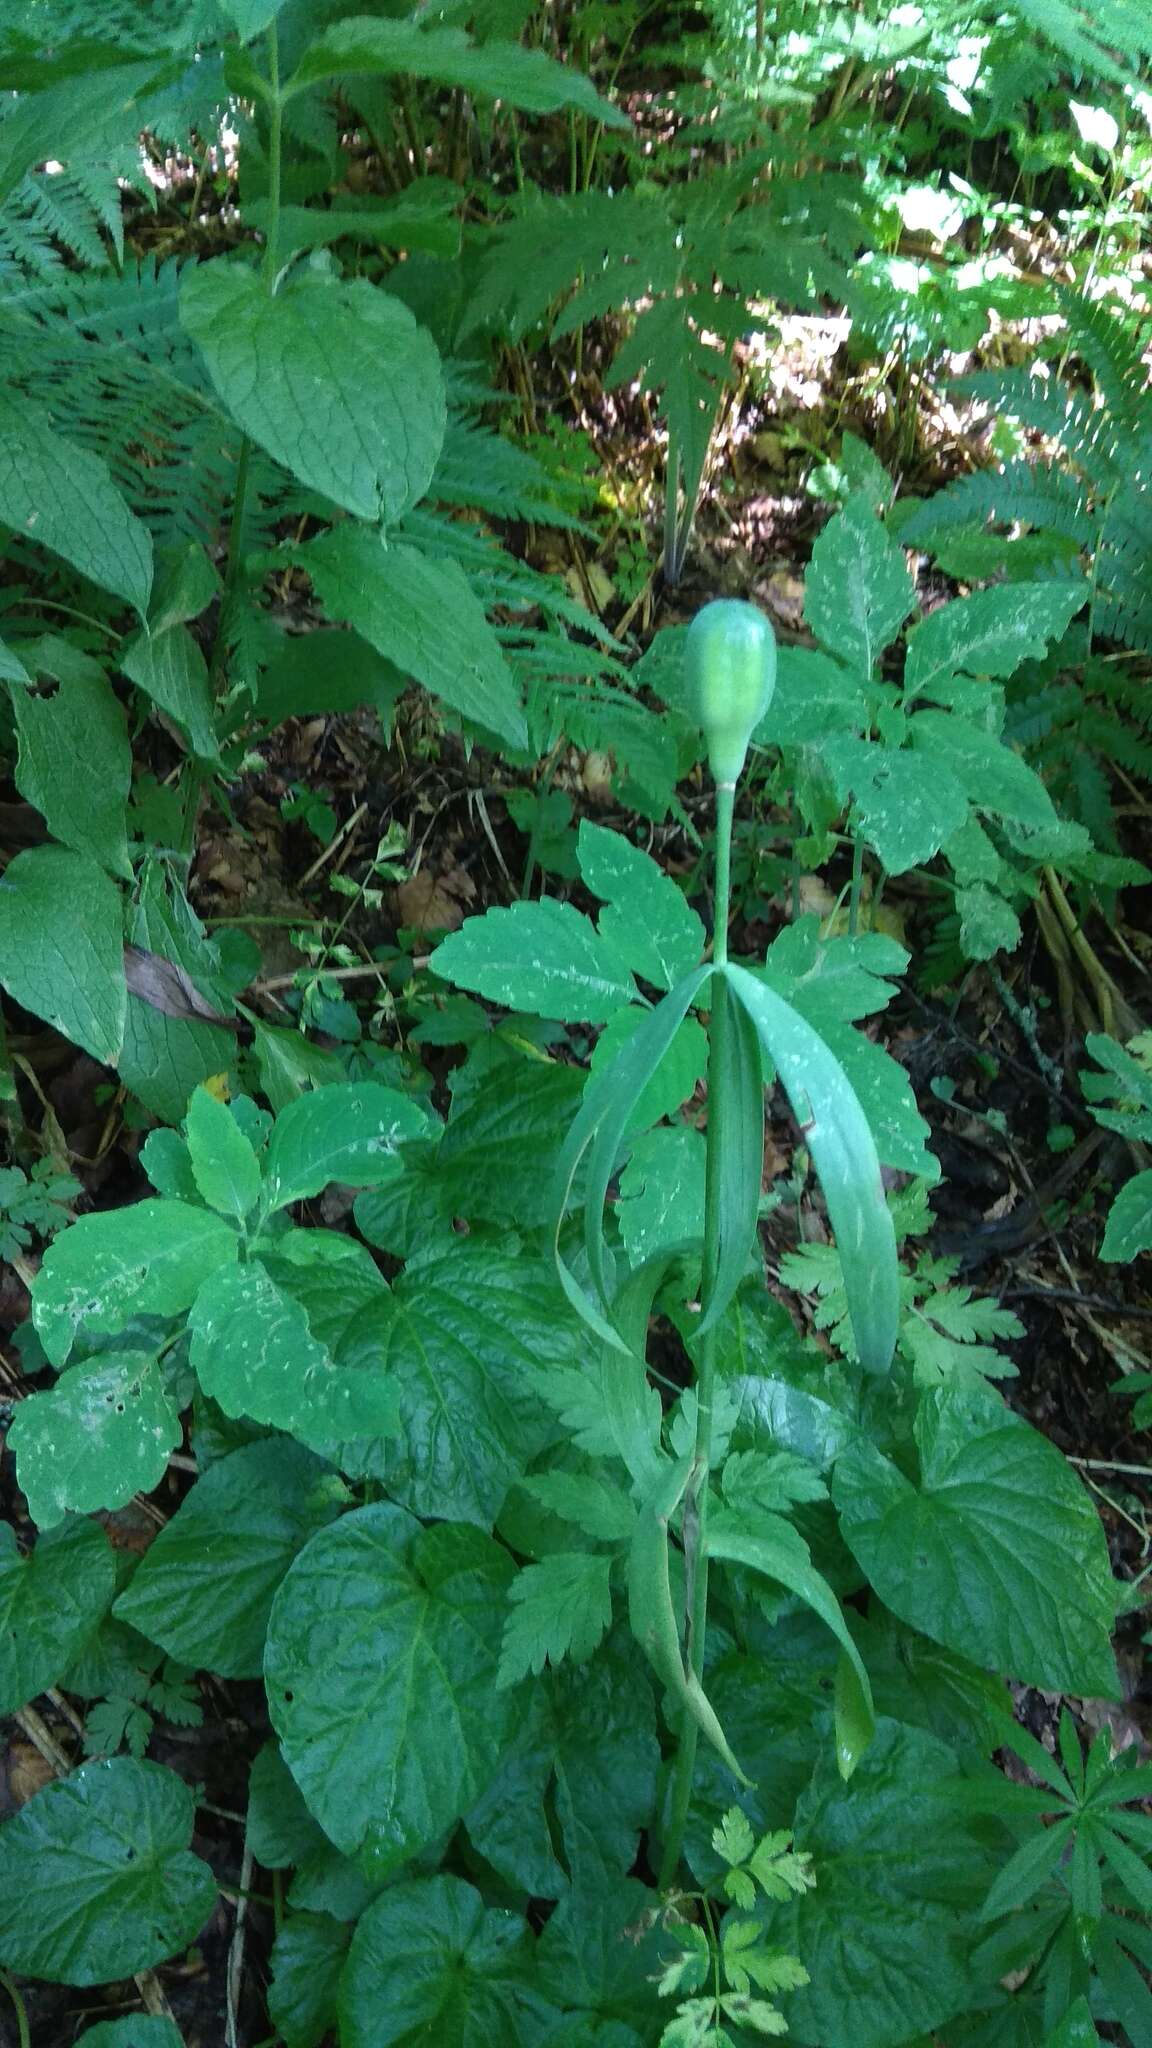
[1009,0,1152,82]
[1053,290,1152,434]
[905,461,1098,547]
[431,418,596,532]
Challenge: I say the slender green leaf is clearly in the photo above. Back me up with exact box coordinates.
[184,1085,262,1221]
[6,641,131,877]
[725,963,898,1375]
[0,387,152,615]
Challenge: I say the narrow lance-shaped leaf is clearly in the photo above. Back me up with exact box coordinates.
[696,978,764,1338]
[724,963,898,1376]
[552,963,712,1353]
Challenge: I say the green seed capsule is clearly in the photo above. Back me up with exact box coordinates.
[687,597,777,787]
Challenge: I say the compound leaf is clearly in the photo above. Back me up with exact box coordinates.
[433,899,637,1023]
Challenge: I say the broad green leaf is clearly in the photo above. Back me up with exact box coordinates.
[755,646,867,747]
[286,18,629,128]
[0,1519,113,1715]
[910,711,1057,828]
[0,1757,215,1985]
[268,1911,350,2048]
[497,1552,614,1687]
[468,1647,658,1901]
[338,1875,535,2048]
[247,1741,329,1871]
[904,582,1086,701]
[588,1006,707,1132]
[185,1085,261,1220]
[618,1125,707,1266]
[34,1200,238,1367]
[0,845,126,1065]
[833,1386,1117,1695]
[0,64,166,203]
[8,1353,181,1531]
[577,820,704,991]
[265,1504,515,1868]
[804,497,915,676]
[74,2020,184,2047]
[762,918,907,1028]
[707,1504,874,1777]
[819,737,968,873]
[431,1059,585,1227]
[115,1441,345,1678]
[433,899,637,1022]
[260,1230,390,1353]
[181,264,444,524]
[0,387,152,615]
[121,624,219,760]
[757,1720,989,2048]
[262,1080,431,1210]
[257,626,405,726]
[1100,1169,1152,1260]
[252,1020,346,1113]
[7,640,131,877]
[305,529,528,750]
[248,184,462,263]
[726,964,898,1375]
[189,1263,399,1443]
[326,1243,564,1524]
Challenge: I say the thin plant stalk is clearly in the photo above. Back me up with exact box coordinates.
[659,781,735,1886]
[847,823,865,936]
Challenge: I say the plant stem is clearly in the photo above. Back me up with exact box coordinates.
[261,24,282,287]
[847,823,864,936]
[659,781,735,1888]
[0,1970,31,2048]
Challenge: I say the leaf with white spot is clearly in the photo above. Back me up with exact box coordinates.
[8,1354,181,1531]
[261,1082,431,1211]
[33,1200,239,1367]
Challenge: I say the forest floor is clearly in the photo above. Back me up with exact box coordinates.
[3,295,1152,2047]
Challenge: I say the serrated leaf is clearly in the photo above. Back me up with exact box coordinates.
[0,845,126,1065]
[713,1806,756,1868]
[115,1441,345,1680]
[980,1816,1074,1919]
[755,646,867,747]
[910,710,1057,828]
[1100,1169,1152,1261]
[431,1057,584,1228]
[819,736,968,873]
[265,1505,515,1869]
[518,1471,636,1543]
[324,1242,565,1525]
[337,1874,535,2048]
[497,1551,614,1687]
[304,529,527,750]
[804,497,915,675]
[617,1125,707,1266]
[0,387,152,615]
[0,1757,215,1985]
[188,1262,399,1444]
[833,1386,1117,1696]
[0,1519,114,1716]
[8,1353,181,1531]
[34,1199,238,1367]
[577,820,704,991]
[181,264,444,524]
[286,17,629,128]
[904,582,1086,701]
[7,641,131,877]
[589,1006,708,1134]
[262,1080,431,1210]
[432,898,637,1022]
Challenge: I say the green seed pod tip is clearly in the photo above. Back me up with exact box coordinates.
[686,598,777,786]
